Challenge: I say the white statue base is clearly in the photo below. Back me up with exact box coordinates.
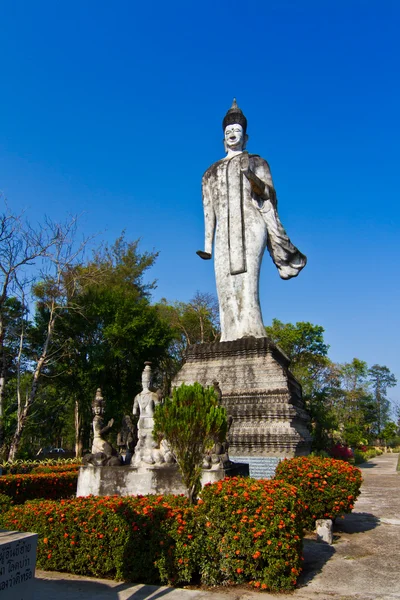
[76,462,249,497]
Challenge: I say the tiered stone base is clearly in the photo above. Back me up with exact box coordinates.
[172,337,312,478]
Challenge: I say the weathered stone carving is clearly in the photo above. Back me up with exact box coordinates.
[197,99,306,342]
[173,338,311,461]
[132,362,174,467]
[117,415,137,465]
[82,389,122,466]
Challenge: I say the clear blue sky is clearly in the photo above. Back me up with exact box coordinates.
[1,1,399,409]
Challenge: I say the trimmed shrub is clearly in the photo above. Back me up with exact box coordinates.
[195,477,304,590]
[0,494,195,583]
[274,456,362,530]
[0,492,13,514]
[0,471,78,503]
[0,479,306,591]
[31,464,80,474]
[329,444,354,461]
[0,458,80,475]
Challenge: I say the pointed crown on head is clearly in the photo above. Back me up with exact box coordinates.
[222,99,247,134]
[92,388,105,410]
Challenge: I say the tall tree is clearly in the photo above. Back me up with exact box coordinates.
[29,234,173,457]
[265,319,333,450]
[368,364,397,437]
[0,205,53,451]
[7,217,90,460]
[156,292,220,393]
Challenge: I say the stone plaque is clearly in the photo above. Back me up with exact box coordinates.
[0,531,38,599]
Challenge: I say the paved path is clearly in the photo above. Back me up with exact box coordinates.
[34,453,400,600]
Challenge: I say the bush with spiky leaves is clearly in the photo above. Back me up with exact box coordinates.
[154,383,227,503]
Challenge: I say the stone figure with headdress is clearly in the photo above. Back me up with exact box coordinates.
[197,100,306,342]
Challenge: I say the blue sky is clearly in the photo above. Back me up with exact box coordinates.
[1,1,399,409]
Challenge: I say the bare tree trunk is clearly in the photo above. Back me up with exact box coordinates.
[74,398,83,458]
[0,315,7,449]
[8,313,56,461]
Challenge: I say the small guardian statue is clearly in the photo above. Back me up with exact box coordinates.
[132,362,174,466]
[83,388,122,466]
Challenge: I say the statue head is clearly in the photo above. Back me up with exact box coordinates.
[223,99,248,153]
[92,388,105,415]
[141,361,152,391]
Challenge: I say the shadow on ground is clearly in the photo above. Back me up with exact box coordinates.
[334,511,380,534]
[35,577,179,600]
[297,538,335,587]
[126,586,178,599]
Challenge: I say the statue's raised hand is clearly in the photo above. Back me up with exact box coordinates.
[108,418,114,428]
[196,250,212,260]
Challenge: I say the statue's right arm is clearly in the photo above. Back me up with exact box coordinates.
[197,177,215,260]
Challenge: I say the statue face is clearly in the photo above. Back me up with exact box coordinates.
[224,123,245,151]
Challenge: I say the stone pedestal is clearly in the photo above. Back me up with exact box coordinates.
[77,462,249,497]
[0,530,38,599]
[172,337,311,478]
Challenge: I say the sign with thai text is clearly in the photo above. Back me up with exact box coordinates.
[0,531,37,599]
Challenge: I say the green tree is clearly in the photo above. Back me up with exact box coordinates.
[368,364,397,437]
[265,319,334,449]
[30,233,173,457]
[156,292,220,393]
[154,383,227,503]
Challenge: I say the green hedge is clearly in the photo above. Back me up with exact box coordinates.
[0,493,13,513]
[0,458,80,475]
[0,471,78,503]
[274,456,362,530]
[0,477,305,591]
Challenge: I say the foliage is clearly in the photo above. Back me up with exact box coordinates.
[265,319,335,450]
[196,477,304,590]
[354,446,384,464]
[156,292,220,392]
[154,383,227,502]
[265,320,398,452]
[0,457,80,475]
[0,470,78,503]
[0,492,13,513]
[0,479,305,591]
[274,457,362,530]
[368,365,397,436]
[329,443,354,462]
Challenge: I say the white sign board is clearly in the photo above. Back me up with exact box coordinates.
[0,531,38,600]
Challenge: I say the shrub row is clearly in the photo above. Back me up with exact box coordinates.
[31,464,80,474]
[0,471,78,503]
[0,458,80,475]
[0,477,305,591]
[274,456,362,530]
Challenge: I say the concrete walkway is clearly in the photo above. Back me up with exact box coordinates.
[33,453,400,600]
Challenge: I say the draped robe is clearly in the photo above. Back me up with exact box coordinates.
[201,152,306,342]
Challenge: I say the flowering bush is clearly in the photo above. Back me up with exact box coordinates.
[0,471,78,503]
[31,464,80,474]
[0,479,306,591]
[0,494,197,583]
[329,443,354,461]
[274,456,362,530]
[196,477,304,590]
[0,492,13,513]
[0,458,80,475]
